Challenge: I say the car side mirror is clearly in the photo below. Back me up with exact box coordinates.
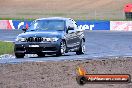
[22,28,27,32]
[68,27,74,30]
[66,27,74,33]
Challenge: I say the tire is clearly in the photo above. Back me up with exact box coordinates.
[15,53,25,58]
[56,41,66,56]
[76,39,85,55]
[37,52,45,57]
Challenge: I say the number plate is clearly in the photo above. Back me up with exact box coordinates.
[29,45,39,47]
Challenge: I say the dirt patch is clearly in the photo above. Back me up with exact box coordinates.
[0,57,132,88]
[0,0,131,19]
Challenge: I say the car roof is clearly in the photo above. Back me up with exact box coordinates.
[36,17,72,21]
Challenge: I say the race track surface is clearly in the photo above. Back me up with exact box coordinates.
[0,30,132,63]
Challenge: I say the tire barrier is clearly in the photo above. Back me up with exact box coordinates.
[0,20,131,31]
[124,3,132,19]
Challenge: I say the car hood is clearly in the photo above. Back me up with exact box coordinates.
[18,30,64,38]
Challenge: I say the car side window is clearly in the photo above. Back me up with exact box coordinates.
[68,20,74,29]
[65,20,74,33]
[72,20,78,31]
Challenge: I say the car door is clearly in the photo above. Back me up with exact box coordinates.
[65,19,78,49]
[73,20,82,45]
[72,20,82,47]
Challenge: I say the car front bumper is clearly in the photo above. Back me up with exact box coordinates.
[14,42,60,54]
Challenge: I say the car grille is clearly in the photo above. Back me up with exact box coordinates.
[26,47,43,52]
[27,37,43,42]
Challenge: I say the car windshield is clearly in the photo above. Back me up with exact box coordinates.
[28,20,65,31]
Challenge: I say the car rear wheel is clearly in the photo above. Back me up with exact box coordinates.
[76,39,85,55]
[15,53,25,58]
[56,41,66,56]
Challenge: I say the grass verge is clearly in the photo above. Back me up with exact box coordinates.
[0,41,14,55]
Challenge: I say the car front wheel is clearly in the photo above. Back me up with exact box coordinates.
[56,41,66,56]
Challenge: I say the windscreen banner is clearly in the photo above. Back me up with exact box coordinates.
[110,21,132,31]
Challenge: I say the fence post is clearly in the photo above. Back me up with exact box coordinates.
[94,10,96,20]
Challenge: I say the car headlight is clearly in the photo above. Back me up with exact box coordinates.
[51,37,59,42]
[42,37,59,42]
[15,37,26,42]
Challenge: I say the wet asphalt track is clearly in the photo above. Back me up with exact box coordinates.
[0,30,132,63]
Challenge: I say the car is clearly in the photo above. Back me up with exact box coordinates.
[14,17,85,58]
[124,3,132,19]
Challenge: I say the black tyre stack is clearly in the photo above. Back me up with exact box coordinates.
[125,12,132,20]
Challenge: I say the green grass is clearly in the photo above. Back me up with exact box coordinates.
[0,41,14,55]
